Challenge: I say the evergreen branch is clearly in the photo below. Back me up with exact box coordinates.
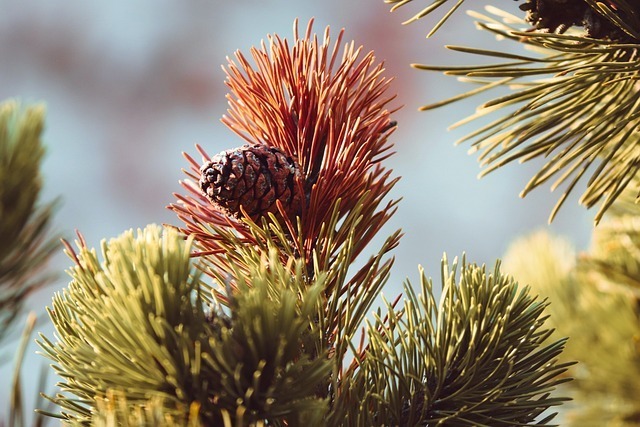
[413,8,640,223]
[335,255,573,426]
[503,229,640,424]
[169,20,403,423]
[200,249,331,426]
[0,99,59,345]
[38,225,333,426]
[387,0,640,39]
[37,226,214,425]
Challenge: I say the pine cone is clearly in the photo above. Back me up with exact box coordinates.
[199,144,303,222]
[518,0,585,34]
[517,0,629,40]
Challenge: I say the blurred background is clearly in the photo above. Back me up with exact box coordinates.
[0,0,593,421]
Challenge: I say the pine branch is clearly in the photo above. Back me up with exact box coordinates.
[37,225,334,426]
[37,226,212,424]
[0,99,59,345]
[334,255,573,426]
[170,18,400,272]
[386,0,640,38]
[503,228,640,424]
[201,249,331,426]
[410,5,640,223]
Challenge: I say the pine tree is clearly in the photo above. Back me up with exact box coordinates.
[31,18,571,426]
[7,0,640,425]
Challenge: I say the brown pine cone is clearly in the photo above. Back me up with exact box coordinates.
[518,0,585,34]
[517,0,631,40]
[199,144,303,222]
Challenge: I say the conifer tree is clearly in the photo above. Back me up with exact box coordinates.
[10,0,640,425]
[34,18,572,426]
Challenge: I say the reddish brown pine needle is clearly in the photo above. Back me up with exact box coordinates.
[171,18,400,279]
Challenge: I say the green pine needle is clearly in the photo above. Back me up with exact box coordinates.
[202,248,331,426]
[336,254,573,426]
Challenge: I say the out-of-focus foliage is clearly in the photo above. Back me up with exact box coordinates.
[504,215,640,424]
[0,99,58,345]
[0,98,58,427]
[582,185,640,297]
